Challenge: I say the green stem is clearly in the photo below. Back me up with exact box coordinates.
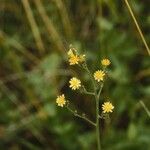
[84,91,95,96]
[95,83,103,150]
[98,83,104,99]
[83,64,97,91]
[81,86,95,96]
[81,63,103,149]
[96,95,101,150]
[83,91,95,96]
[66,106,96,126]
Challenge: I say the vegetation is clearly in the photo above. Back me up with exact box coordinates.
[0,0,150,149]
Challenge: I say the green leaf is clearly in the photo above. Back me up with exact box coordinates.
[127,123,137,140]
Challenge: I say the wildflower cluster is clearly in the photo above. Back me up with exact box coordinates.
[56,47,114,114]
[55,46,114,150]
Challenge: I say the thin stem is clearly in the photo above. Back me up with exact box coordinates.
[82,63,103,150]
[95,95,101,150]
[96,1,103,148]
[95,83,103,150]
[140,100,150,118]
[83,64,97,91]
[97,83,104,100]
[124,0,150,56]
[81,86,95,96]
[66,106,96,127]
[84,91,95,96]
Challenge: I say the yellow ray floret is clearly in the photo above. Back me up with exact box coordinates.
[94,70,105,82]
[101,59,111,66]
[56,94,66,107]
[102,101,114,113]
[69,77,81,90]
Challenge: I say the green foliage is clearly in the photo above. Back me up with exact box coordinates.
[0,0,149,149]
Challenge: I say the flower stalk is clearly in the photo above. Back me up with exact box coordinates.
[56,48,114,150]
[66,105,96,127]
[95,94,101,150]
[95,83,103,150]
[85,65,103,150]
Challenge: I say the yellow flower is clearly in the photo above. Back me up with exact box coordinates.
[56,94,66,107]
[102,102,114,113]
[69,55,80,65]
[79,54,86,63]
[101,59,111,66]
[69,77,81,90]
[94,70,105,82]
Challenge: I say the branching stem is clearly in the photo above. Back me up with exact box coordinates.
[81,86,95,96]
[66,106,96,127]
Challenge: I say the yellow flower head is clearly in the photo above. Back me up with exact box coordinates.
[69,77,81,90]
[101,59,111,66]
[94,70,105,82]
[79,54,86,63]
[56,94,66,107]
[102,101,114,113]
[67,48,86,65]
[69,55,80,65]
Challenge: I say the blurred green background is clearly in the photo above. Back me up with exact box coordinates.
[0,0,150,149]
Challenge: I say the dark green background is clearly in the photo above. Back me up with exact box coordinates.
[0,0,150,149]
